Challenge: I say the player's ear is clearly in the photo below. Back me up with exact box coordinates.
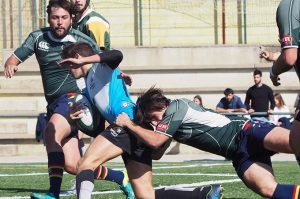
[74,53,81,59]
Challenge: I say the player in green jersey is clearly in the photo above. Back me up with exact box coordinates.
[71,0,133,87]
[116,87,300,199]
[3,0,133,198]
[265,0,300,168]
[72,0,110,51]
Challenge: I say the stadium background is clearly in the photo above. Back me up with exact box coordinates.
[0,0,280,50]
[1,0,299,157]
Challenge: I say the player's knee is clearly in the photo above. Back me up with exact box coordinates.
[77,157,97,173]
[131,181,155,199]
[134,188,155,199]
[257,183,277,198]
[64,162,77,174]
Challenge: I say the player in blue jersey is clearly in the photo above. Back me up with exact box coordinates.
[60,42,223,199]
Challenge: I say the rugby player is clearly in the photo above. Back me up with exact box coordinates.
[116,87,300,199]
[268,0,300,167]
[59,42,223,199]
[3,0,133,198]
[71,0,132,86]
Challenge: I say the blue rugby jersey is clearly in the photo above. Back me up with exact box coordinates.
[85,63,135,124]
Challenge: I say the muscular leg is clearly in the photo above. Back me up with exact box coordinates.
[243,162,299,198]
[62,136,81,174]
[242,126,299,198]
[263,126,293,154]
[76,135,124,199]
[45,113,73,152]
[242,162,276,197]
[290,114,300,164]
[125,159,154,199]
[124,154,222,199]
[44,113,75,198]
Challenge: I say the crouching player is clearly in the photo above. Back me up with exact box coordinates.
[116,87,300,199]
[59,42,223,199]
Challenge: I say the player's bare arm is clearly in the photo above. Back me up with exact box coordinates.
[270,48,297,86]
[260,50,280,61]
[4,55,20,78]
[116,112,170,149]
[59,54,101,69]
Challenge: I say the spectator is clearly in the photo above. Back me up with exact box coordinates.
[245,69,275,120]
[216,88,247,113]
[270,93,292,129]
[193,95,202,106]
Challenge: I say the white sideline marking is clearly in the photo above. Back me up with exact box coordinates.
[0,173,47,177]
[0,163,231,177]
[0,178,240,198]
[0,171,236,177]
[154,173,237,177]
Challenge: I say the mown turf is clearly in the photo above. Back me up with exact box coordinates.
[0,160,299,199]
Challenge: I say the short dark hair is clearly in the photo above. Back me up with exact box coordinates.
[253,69,262,77]
[47,0,73,17]
[224,88,234,96]
[135,87,171,125]
[62,42,95,59]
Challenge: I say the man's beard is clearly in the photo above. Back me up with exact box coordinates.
[73,5,82,14]
[73,3,89,15]
[52,24,71,38]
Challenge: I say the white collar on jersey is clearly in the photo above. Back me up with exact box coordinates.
[47,28,77,43]
[77,8,93,23]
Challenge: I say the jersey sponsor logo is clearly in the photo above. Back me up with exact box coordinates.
[281,34,292,46]
[109,126,122,137]
[38,41,50,51]
[157,122,168,132]
[122,102,130,108]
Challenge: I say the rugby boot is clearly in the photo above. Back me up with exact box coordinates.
[119,170,135,199]
[30,192,56,199]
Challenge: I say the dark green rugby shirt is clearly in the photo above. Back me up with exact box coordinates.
[13,27,100,104]
[155,98,248,159]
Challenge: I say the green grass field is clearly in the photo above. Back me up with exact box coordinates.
[0,160,299,199]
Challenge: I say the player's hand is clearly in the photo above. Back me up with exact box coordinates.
[270,73,281,86]
[69,104,84,120]
[121,72,133,86]
[4,64,18,78]
[115,112,131,127]
[260,50,270,59]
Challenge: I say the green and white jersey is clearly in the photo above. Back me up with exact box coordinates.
[155,98,248,159]
[73,9,110,50]
[13,27,100,104]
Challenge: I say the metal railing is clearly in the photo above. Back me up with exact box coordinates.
[220,112,294,116]
[0,112,294,118]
